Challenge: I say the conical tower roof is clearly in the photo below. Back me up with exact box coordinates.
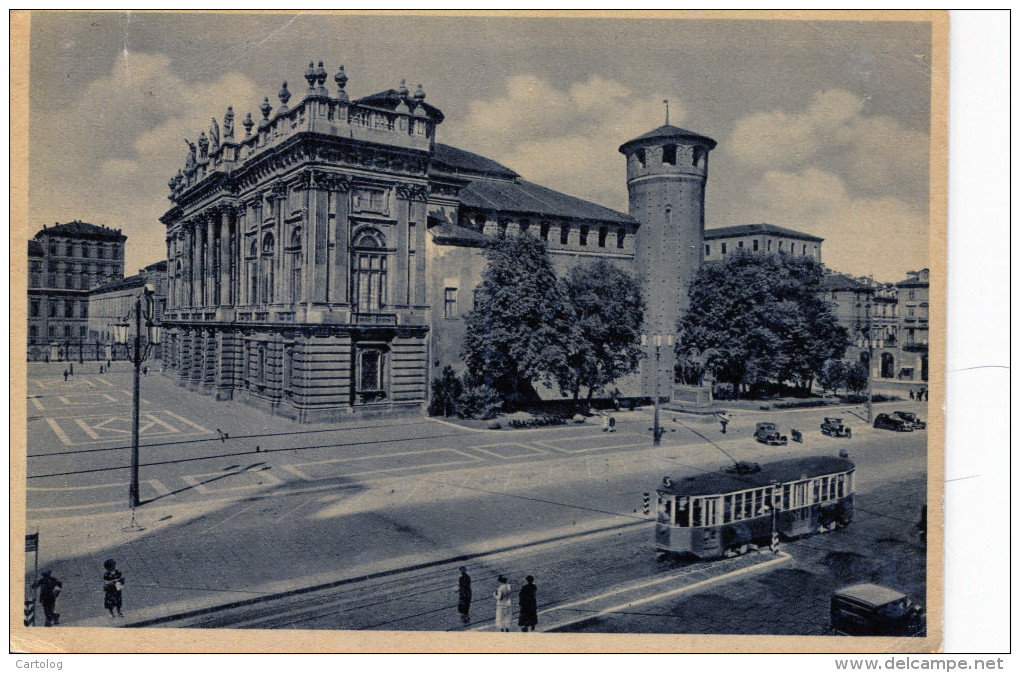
[618,124,716,154]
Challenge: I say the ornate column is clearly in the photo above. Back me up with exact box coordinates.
[189,220,199,308]
[268,182,288,305]
[395,183,429,306]
[219,206,232,306]
[206,211,216,307]
[329,174,352,304]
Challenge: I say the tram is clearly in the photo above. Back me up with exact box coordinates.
[654,455,855,559]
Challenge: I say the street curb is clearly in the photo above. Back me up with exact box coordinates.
[123,519,647,628]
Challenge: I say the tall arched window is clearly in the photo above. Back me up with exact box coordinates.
[261,233,275,304]
[352,230,387,313]
[287,227,303,304]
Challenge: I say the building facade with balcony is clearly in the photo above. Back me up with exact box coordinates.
[27,221,126,362]
[88,260,168,361]
[160,63,717,421]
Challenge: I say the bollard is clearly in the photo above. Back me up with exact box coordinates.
[642,493,650,516]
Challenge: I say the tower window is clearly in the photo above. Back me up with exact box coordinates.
[498,220,508,237]
[705,244,710,256]
[560,225,569,245]
[662,144,677,166]
[802,244,807,255]
[767,240,772,251]
[635,148,646,169]
[693,146,705,167]
[738,241,744,249]
[579,226,589,246]
[519,219,530,234]
[540,222,550,241]
[598,227,607,248]
[721,243,727,255]
[753,240,759,252]
[617,230,626,249]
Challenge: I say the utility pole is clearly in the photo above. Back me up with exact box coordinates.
[865,301,874,423]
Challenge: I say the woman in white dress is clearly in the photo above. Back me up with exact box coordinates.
[493,576,513,632]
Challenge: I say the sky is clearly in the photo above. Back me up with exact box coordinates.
[25,12,933,283]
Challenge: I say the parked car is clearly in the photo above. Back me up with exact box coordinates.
[874,413,913,432]
[892,411,926,430]
[754,421,788,446]
[831,583,925,637]
[820,417,852,438]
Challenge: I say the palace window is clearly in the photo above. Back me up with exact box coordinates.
[261,233,275,304]
[65,301,74,318]
[65,242,74,256]
[30,300,39,317]
[29,326,37,341]
[48,302,56,318]
[352,231,388,313]
[356,346,387,402]
[288,227,303,304]
[444,287,459,319]
[48,326,55,338]
[49,241,57,255]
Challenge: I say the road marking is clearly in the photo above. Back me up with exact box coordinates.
[181,468,283,494]
[471,443,547,459]
[142,413,180,433]
[203,501,261,534]
[286,448,482,481]
[29,396,44,411]
[163,410,211,433]
[94,377,114,387]
[44,418,72,446]
[26,479,171,511]
[275,496,315,523]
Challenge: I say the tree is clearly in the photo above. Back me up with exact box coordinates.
[462,235,575,404]
[558,260,645,403]
[677,249,849,396]
[846,361,869,395]
[818,359,850,396]
[428,365,463,417]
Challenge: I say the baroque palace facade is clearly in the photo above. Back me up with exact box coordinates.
[161,62,715,421]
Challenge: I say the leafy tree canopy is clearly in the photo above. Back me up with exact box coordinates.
[462,235,574,403]
[559,259,645,402]
[677,249,849,390]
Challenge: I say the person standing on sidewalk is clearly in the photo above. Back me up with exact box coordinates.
[63,369,68,382]
[102,559,124,618]
[517,576,538,632]
[457,567,472,624]
[493,576,513,632]
[32,570,62,626]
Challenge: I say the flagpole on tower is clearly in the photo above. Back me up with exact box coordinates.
[664,99,670,125]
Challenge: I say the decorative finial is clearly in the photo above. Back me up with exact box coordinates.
[334,65,349,103]
[315,61,328,90]
[243,112,254,137]
[398,78,409,98]
[278,81,291,109]
[305,62,317,90]
[260,97,272,121]
[414,83,426,101]
[664,99,669,126]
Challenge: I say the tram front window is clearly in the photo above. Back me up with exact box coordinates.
[675,497,689,526]
[657,496,673,524]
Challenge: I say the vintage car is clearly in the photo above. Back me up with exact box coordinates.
[753,422,788,446]
[892,411,927,430]
[831,583,925,637]
[820,417,852,438]
[873,412,913,432]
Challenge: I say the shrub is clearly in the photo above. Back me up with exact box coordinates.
[428,366,463,417]
[458,384,504,420]
[774,399,830,409]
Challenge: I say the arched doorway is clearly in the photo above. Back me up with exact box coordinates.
[881,352,895,379]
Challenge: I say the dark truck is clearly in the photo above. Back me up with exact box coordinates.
[831,583,925,637]
[892,411,927,430]
[754,422,788,446]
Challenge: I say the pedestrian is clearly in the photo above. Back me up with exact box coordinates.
[69,363,73,376]
[32,570,62,626]
[107,359,111,369]
[493,575,513,632]
[719,415,728,434]
[909,388,914,400]
[457,566,472,625]
[63,369,68,382]
[602,412,609,432]
[102,559,124,618]
[608,415,616,432]
[518,575,538,632]
[99,365,104,374]
[143,366,148,376]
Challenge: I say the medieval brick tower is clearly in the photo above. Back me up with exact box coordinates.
[619,118,716,400]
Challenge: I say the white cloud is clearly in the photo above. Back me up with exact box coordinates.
[29,50,261,271]
[727,88,929,204]
[446,74,687,211]
[739,168,928,282]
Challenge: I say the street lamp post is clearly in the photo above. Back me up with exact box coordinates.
[642,333,674,446]
[865,302,874,424]
[113,285,159,514]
